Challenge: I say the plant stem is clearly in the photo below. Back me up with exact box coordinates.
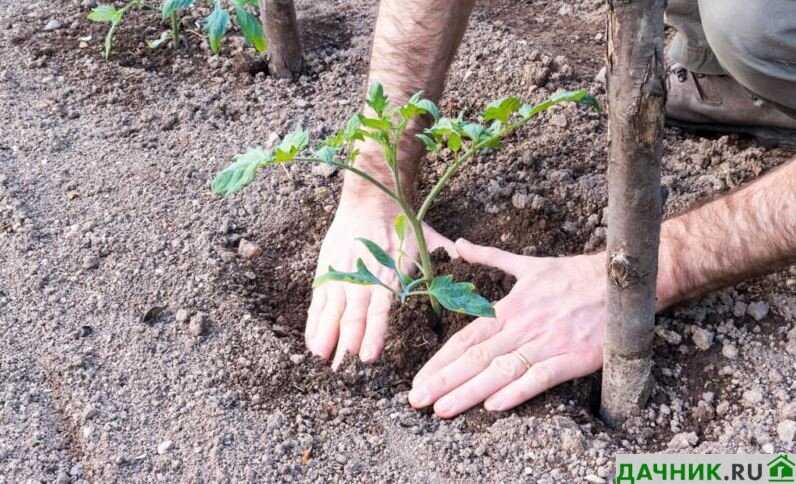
[292,157,400,204]
[170,12,180,48]
[387,119,441,315]
[417,143,479,221]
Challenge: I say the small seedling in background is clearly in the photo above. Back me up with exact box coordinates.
[212,83,599,318]
[161,0,193,47]
[89,0,267,58]
[87,1,143,60]
[210,0,267,54]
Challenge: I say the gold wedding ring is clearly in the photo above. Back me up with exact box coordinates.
[513,351,533,370]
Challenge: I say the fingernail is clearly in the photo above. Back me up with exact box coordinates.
[435,396,454,416]
[484,398,504,412]
[360,344,375,363]
[409,387,431,407]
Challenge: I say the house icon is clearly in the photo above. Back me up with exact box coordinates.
[769,454,796,483]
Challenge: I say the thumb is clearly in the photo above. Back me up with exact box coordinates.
[455,238,527,276]
[423,224,458,259]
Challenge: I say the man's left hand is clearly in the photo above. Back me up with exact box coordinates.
[409,239,606,418]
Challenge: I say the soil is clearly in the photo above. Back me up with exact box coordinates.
[1,0,795,483]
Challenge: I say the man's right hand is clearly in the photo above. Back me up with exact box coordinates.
[306,194,454,370]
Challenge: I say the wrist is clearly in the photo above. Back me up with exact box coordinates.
[340,141,419,205]
[655,222,686,311]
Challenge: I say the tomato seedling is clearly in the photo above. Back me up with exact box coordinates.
[159,0,266,53]
[87,1,143,60]
[88,0,267,59]
[212,83,598,317]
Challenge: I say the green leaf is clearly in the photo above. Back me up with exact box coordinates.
[357,114,392,132]
[233,0,259,7]
[314,145,338,164]
[519,89,601,120]
[321,131,345,149]
[461,122,485,142]
[416,133,439,153]
[428,275,495,317]
[234,4,267,52]
[366,83,389,116]
[274,128,309,162]
[398,92,440,121]
[88,4,122,23]
[162,0,194,18]
[393,213,408,242]
[446,132,462,153]
[205,3,230,54]
[212,147,273,196]
[356,238,396,270]
[415,99,441,121]
[313,259,382,288]
[343,115,365,142]
[483,96,522,123]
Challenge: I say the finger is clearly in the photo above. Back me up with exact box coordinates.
[409,328,517,409]
[359,286,393,363]
[412,317,502,386]
[433,350,535,418]
[484,351,600,412]
[305,287,326,346]
[332,286,370,370]
[455,238,529,276]
[309,285,345,360]
[423,224,458,259]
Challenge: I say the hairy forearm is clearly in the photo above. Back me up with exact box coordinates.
[341,0,475,205]
[657,159,796,308]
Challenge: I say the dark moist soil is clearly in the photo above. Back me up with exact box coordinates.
[219,244,530,432]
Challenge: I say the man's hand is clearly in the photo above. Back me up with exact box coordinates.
[409,239,606,418]
[306,196,454,369]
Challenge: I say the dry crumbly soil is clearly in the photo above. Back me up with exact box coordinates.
[2,0,796,483]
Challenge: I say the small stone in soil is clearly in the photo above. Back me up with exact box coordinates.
[82,256,100,269]
[511,192,530,209]
[289,354,305,365]
[77,325,93,338]
[746,301,769,321]
[175,308,190,323]
[550,113,568,128]
[781,402,796,420]
[238,239,263,259]
[691,327,714,351]
[189,313,209,336]
[777,420,796,443]
[722,342,738,359]
[668,432,698,449]
[312,163,337,178]
[43,19,62,31]
[157,440,173,454]
[743,389,763,406]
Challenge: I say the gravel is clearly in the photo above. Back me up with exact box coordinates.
[189,312,209,336]
[778,421,796,443]
[746,301,770,321]
[43,19,62,31]
[691,327,714,350]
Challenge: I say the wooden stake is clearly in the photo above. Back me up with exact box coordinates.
[600,0,666,427]
[260,0,303,79]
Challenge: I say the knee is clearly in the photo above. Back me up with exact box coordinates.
[700,0,791,78]
[700,0,796,105]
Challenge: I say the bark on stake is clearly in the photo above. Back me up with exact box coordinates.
[260,0,303,79]
[600,0,666,427]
